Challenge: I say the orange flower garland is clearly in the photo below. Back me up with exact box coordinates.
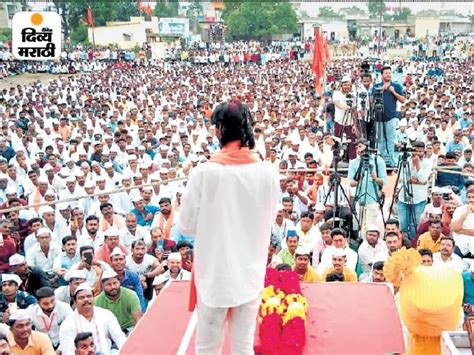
[255,269,308,355]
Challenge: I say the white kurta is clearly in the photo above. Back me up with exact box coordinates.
[59,307,125,355]
[180,161,279,308]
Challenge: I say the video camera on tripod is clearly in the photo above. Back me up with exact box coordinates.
[345,93,354,107]
[373,87,384,113]
[399,142,416,158]
[359,92,368,110]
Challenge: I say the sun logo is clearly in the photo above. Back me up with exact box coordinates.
[30,13,43,26]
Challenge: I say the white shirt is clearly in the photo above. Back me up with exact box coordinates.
[77,231,104,252]
[333,90,353,126]
[317,246,358,275]
[126,254,157,276]
[357,239,388,274]
[452,205,474,256]
[25,242,62,273]
[180,161,279,307]
[59,307,126,355]
[26,301,73,346]
[432,252,465,273]
[120,226,150,250]
[68,261,111,288]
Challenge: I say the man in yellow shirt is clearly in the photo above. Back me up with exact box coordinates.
[417,220,444,253]
[7,309,55,354]
[293,247,319,282]
[322,249,357,282]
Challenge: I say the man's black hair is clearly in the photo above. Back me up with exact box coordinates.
[211,100,255,149]
[36,286,55,300]
[74,332,93,347]
[325,272,344,282]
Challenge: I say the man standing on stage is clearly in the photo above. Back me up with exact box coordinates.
[333,76,356,159]
[372,66,405,167]
[180,100,279,354]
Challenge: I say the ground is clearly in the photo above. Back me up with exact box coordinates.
[0,73,72,90]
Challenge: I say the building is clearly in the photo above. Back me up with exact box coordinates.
[88,16,160,49]
[414,16,440,38]
[300,18,349,41]
[0,2,21,29]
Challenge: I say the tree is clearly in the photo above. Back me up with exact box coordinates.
[70,23,88,45]
[153,1,179,18]
[318,6,341,19]
[224,1,298,40]
[368,0,385,17]
[116,1,141,21]
[52,0,70,39]
[385,7,412,21]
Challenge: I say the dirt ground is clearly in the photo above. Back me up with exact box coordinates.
[0,73,74,90]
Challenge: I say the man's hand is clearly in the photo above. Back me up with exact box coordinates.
[469,204,474,213]
[2,309,10,323]
[370,172,377,180]
[464,303,473,314]
[389,85,396,94]
[145,213,154,222]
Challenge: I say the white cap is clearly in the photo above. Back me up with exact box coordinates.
[56,202,69,210]
[104,162,113,169]
[39,206,55,215]
[159,168,169,174]
[152,274,170,286]
[110,246,126,258]
[315,203,325,212]
[159,145,170,151]
[9,309,31,323]
[73,282,93,296]
[431,186,442,194]
[104,227,119,237]
[332,248,347,257]
[84,180,96,189]
[470,263,474,273]
[44,189,56,197]
[366,224,380,234]
[38,175,49,184]
[399,118,408,127]
[167,252,182,262]
[101,269,118,281]
[2,274,22,286]
[340,75,351,83]
[9,254,25,266]
[130,192,143,203]
[65,176,76,183]
[128,154,137,161]
[65,269,87,282]
[36,227,51,237]
[295,247,311,257]
[5,186,17,195]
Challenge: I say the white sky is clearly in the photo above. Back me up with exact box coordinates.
[298,2,473,16]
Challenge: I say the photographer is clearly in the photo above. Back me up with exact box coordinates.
[333,76,356,160]
[371,66,405,168]
[357,73,373,141]
[348,140,387,238]
[397,141,432,239]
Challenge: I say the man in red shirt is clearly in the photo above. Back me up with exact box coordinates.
[0,221,17,272]
[95,227,128,266]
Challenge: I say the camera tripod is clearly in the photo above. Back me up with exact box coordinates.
[387,151,417,238]
[351,151,385,236]
[323,144,360,235]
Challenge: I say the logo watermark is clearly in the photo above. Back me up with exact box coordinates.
[12,12,61,60]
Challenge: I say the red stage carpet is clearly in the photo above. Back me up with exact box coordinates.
[121,281,405,354]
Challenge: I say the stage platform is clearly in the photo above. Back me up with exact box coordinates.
[121,281,405,354]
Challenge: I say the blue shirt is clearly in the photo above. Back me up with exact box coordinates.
[0,290,36,313]
[121,269,147,312]
[348,155,387,205]
[463,272,474,305]
[371,81,404,122]
[445,141,465,153]
[131,205,160,227]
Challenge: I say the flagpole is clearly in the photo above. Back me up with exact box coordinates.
[88,6,96,49]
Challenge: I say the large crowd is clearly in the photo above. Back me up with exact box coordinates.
[0,33,471,353]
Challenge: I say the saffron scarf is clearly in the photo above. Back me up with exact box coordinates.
[158,211,174,240]
[189,140,261,311]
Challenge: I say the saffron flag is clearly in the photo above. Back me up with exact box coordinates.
[312,27,325,95]
[87,6,94,28]
[323,35,331,63]
[144,3,152,17]
[138,0,143,12]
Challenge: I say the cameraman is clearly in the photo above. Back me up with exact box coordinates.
[397,141,432,239]
[357,73,373,142]
[371,66,405,168]
[348,140,387,238]
[333,76,356,159]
